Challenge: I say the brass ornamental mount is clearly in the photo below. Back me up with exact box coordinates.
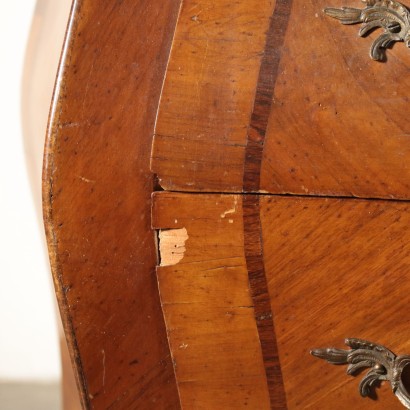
[311,338,410,408]
[324,0,410,61]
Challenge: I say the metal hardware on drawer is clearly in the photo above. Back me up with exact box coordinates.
[324,0,410,61]
[311,338,410,408]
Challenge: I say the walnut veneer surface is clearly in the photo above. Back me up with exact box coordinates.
[152,0,410,198]
[153,193,409,409]
[43,0,181,408]
[44,0,410,409]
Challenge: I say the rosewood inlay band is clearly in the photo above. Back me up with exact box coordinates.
[242,195,287,409]
[243,0,294,192]
[242,1,293,408]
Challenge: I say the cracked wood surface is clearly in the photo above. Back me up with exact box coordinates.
[158,228,189,267]
[152,192,410,409]
[151,0,276,192]
[43,0,182,408]
[151,0,410,200]
[44,0,410,408]
[152,192,272,409]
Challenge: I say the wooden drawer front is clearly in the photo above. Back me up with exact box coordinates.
[151,0,410,199]
[152,193,273,409]
[261,195,410,409]
[152,192,410,409]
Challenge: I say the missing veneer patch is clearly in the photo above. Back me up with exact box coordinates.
[158,228,189,267]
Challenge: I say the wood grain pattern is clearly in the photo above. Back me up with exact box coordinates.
[151,0,276,192]
[44,0,410,407]
[43,0,182,408]
[243,195,287,408]
[21,0,80,406]
[152,192,410,409]
[259,0,410,199]
[260,195,410,409]
[243,0,293,192]
[152,192,272,409]
[151,0,410,200]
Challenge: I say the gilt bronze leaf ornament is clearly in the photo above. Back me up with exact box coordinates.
[324,0,410,61]
[311,338,410,408]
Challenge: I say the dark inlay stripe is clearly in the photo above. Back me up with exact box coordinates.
[243,195,287,409]
[243,0,293,192]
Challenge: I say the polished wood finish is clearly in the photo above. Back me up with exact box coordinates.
[242,195,286,408]
[151,0,410,199]
[43,0,182,408]
[261,195,410,409]
[152,192,272,409]
[243,0,293,193]
[151,0,276,192]
[152,192,410,409]
[61,335,82,410]
[22,2,80,406]
[44,0,410,408]
[259,0,410,199]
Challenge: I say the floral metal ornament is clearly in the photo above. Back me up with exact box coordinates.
[311,338,410,408]
[324,0,410,61]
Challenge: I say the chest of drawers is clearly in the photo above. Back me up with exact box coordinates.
[43,0,410,408]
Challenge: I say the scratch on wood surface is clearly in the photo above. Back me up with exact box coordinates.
[59,121,81,129]
[179,342,189,350]
[78,175,96,184]
[220,196,238,218]
[159,228,189,267]
[196,37,209,104]
[101,349,106,390]
[80,59,96,121]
